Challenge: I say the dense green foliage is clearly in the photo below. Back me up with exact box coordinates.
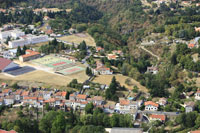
[0,9,43,26]
[39,39,67,54]
[173,43,200,72]
[0,107,133,133]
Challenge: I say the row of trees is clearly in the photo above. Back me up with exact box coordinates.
[0,105,133,133]
[0,9,43,26]
[39,39,67,54]
[16,45,27,57]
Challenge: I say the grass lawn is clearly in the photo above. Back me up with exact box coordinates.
[0,69,88,86]
[58,33,96,47]
[93,74,148,92]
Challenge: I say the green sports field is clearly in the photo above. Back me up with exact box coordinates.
[57,66,85,75]
[31,55,85,75]
[32,55,73,68]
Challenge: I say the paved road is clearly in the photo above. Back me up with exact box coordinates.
[138,110,180,116]
[139,46,160,60]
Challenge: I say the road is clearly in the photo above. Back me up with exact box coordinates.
[139,46,160,60]
[138,110,180,116]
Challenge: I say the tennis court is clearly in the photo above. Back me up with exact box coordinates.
[56,66,85,75]
[32,55,73,69]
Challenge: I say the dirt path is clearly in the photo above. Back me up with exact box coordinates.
[139,46,160,60]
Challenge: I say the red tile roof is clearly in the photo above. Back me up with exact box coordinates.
[1,83,7,86]
[55,91,67,97]
[24,97,37,100]
[2,89,11,93]
[0,58,12,70]
[77,94,87,100]
[21,91,29,96]
[93,96,103,101]
[188,43,195,48]
[96,47,104,52]
[22,50,40,58]
[150,114,166,121]
[120,99,130,105]
[69,94,75,97]
[190,130,200,133]
[15,90,23,95]
[145,101,159,107]
[0,130,17,133]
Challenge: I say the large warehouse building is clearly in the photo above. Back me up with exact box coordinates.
[0,58,19,72]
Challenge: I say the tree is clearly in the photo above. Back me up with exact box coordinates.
[39,111,59,133]
[51,113,66,133]
[16,46,22,57]
[22,45,27,55]
[79,41,87,51]
[85,103,94,114]
[5,36,11,44]
[86,67,92,76]
[79,125,105,133]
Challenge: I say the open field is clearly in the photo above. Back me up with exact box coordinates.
[58,33,96,46]
[0,69,88,86]
[93,74,148,92]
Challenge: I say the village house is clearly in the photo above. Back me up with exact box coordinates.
[107,54,118,60]
[2,89,12,96]
[195,90,200,100]
[0,129,17,133]
[1,82,8,88]
[44,98,56,107]
[43,91,53,100]
[195,27,200,32]
[69,93,76,101]
[4,95,15,105]
[96,47,104,53]
[115,99,139,113]
[184,101,195,113]
[188,43,196,49]
[43,16,50,21]
[21,91,30,99]
[103,105,115,114]
[112,50,123,56]
[189,130,200,133]
[54,91,67,99]
[92,96,104,105]
[0,98,4,105]
[158,98,167,106]
[149,114,166,123]
[93,61,113,75]
[79,101,88,110]
[144,101,159,111]
[146,66,158,74]
[23,97,38,106]
[76,94,87,102]
[19,49,41,62]
[14,89,23,102]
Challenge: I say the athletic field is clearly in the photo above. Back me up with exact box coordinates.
[57,66,85,75]
[32,55,72,68]
[31,55,84,75]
